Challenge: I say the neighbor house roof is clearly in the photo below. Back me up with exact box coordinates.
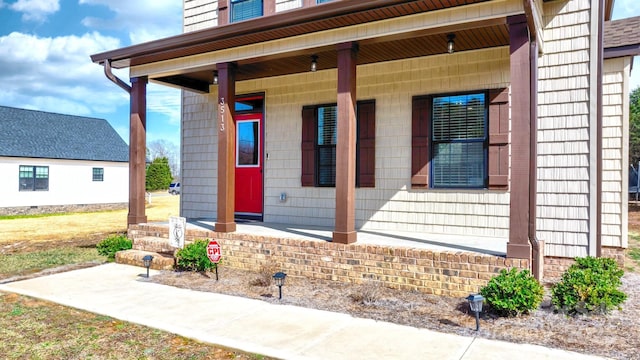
[604,16,640,59]
[0,106,129,162]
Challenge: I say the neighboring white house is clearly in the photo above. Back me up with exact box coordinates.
[0,106,129,214]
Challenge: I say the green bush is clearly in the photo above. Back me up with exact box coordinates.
[175,239,217,272]
[96,234,132,261]
[480,268,544,317]
[551,256,627,315]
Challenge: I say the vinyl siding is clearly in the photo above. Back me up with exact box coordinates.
[181,47,511,239]
[184,0,218,32]
[601,57,631,248]
[537,0,595,257]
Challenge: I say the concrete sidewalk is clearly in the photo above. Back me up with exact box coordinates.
[0,263,608,360]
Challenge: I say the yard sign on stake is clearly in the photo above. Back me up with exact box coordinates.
[169,216,186,249]
[207,239,221,280]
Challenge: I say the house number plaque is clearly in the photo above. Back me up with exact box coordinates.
[219,97,225,132]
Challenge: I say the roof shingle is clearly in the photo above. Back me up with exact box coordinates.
[604,16,640,50]
[0,106,129,162]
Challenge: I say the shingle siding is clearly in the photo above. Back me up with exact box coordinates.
[601,57,631,248]
[537,0,594,257]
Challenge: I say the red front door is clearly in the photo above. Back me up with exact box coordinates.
[235,113,263,215]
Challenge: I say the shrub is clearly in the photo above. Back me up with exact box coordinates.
[349,280,382,305]
[480,268,544,317]
[551,256,627,315]
[96,234,132,261]
[249,263,279,287]
[175,239,217,272]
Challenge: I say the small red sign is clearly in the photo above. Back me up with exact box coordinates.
[207,240,221,263]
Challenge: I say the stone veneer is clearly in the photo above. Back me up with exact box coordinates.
[129,224,528,297]
[0,203,127,216]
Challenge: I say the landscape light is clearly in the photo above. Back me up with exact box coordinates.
[466,293,484,331]
[142,255,154,278]
[273,272,287,300]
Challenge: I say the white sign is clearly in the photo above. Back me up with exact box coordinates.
[169,216,186,249]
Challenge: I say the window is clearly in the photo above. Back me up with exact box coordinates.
[19,165,48,191]
[231,0,263,22]
[411,89,509,190]
[301,100,376,188]
[317,0,333,3]
[93,168,104,182]
[431,93,487,188]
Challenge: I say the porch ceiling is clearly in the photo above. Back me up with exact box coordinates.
[91,0,514,93]
[154,19,510,92]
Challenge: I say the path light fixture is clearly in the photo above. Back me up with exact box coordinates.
[311,55,318,72]
[143,255,154,278]
[447,33,456,54]
[213,71,219,85]
[273,272,287,299]
[466,293,484,331]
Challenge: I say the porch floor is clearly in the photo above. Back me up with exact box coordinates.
[167,219,508,257]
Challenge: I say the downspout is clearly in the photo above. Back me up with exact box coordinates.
[103,59,131,94]
[596,0,604,257]
[529,38,542,280]
[523,0,542,279]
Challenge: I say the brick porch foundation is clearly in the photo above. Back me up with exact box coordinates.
[129,224,528,297]
[543,246,626,282]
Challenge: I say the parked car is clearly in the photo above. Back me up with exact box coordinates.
[169,182,181,195]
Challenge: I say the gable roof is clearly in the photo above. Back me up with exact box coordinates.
[0,106,129,162]
[604,16,640,59]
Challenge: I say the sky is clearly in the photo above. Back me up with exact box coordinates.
[0,0,639,150]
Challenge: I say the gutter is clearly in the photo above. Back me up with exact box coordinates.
[103,59,131,94]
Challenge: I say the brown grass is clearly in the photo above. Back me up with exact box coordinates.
[0,194,179,245]
[0,292,271,360]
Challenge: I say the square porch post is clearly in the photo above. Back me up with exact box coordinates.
[333,42,358,244]
[215,62,237,233]
[128,76,148,225]
[507,14,533,261]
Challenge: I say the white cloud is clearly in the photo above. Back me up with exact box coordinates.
[0,31,127,116]
[9,0,59,22]
[79,0,181,44]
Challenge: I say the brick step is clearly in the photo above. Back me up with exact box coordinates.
[115,249,175,270]
[133,236,176,253]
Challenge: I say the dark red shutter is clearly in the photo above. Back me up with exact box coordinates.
[301,106,316,186]
[357,100,376,187]
[488,88,509,189]
[411,96,430,188]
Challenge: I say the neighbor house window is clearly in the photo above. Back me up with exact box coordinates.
[19,165,49,191]
[317,0,333,3]
[93,168,104,182]
[231,0,263,22]
[301,100,376,188]
[411,89,509,190]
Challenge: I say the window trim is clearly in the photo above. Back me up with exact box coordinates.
[230,0,264,23]
[93,167,104,182]
[429,91,489,189]
[19,165,49,191]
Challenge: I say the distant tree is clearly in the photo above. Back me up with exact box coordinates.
[631,86,640,167]
[145,157,173,191]
[147,140,180,178]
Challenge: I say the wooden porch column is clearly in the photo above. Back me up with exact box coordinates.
[507,14,533,260]
[128,76,148,225]
[215,62,237,233]
[333,42,358,244]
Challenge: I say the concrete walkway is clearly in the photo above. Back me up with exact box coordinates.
[0,263,609,360]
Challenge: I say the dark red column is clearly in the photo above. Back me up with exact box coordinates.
[507,15,533,261]
[333,42,358,244]
[215,63,237,233]
[128,76,148,225]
